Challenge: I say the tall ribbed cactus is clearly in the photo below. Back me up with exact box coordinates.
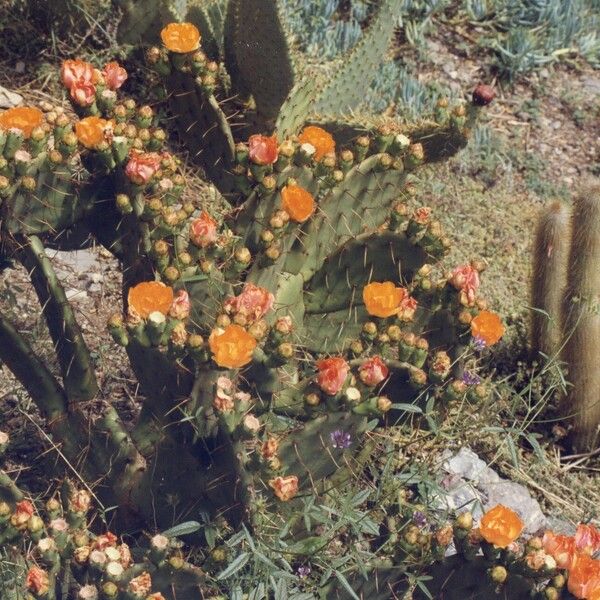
[531,180,600,451]
[0,5,502,598]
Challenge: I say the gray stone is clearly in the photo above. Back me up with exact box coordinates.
[0,86,23,109]
[437,447,547,534]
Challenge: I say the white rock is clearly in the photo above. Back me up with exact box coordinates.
[437,447,547,534]
[0,85,22,109]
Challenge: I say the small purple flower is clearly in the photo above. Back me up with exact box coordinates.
[330,429,352,449]
[296,565,311,578]
[412,511,427,528]
[462,370,481,386]
[472,336,487,351]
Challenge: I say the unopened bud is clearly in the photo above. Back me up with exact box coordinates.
[489,565,507,584]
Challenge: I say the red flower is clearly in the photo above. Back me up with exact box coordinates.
[358,356,389,386]
[190,211,218,248]
[124,151,162,185]
[102,61,128,91]
[398,294,418,321]
[248,134,278,165]
[224,283,274,323]
[315,357,349,396]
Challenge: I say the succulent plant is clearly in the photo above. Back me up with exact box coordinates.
[531,180,600,451]
[0,5,505,598]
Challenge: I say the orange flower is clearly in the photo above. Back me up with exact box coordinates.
[363,281,406,318]
[470,310,505,346]
[268,475,299,501]
[0,106,43,138]
[128,282,174,319]
[543,531,576,569]
[75,116,113,149]
[298,125,335,160]
[281,185,315,223]
[160,22,201,53]
[479,505,523,548]
[568,553,600,599]
[209,324,257,369]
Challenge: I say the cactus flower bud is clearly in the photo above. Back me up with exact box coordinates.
[376,396,392,413]
[489,565,507,584]
[472,84,496,106]
[456,512,473,530]
[305,392,320,406]
[277,342,294,359]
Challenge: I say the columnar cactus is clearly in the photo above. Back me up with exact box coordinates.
[0,4,505,597]
[531,181,600,451]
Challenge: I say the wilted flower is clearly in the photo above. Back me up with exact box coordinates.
[315,356,349,395]
[330,429,352,449]
[70,79,96,107]
[542,531,576,569]
[60,59,95,89]
[190,211,218,248]
[92,531,118,550]
[261,437,279,459]
[224,284,274,323]
[449,263,480,306]
[461,371,481,386]
[26,566,49,596]
[248,134,278,165]
[412,206,431,225]
[169,290,191,320]
[268,475,299,501]
[125,151,162,185]
[69,489,91,514]
[358,356,389,386]
[102,62,128,91]
[128,571,152,596]
[11,499,34,529]
[243,414,261,433]
[479,505,523,548]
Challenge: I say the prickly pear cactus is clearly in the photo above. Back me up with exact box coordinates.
[0,5,507,599]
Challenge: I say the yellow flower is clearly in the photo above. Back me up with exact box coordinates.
[127,282,174,319]
[281,184,315,223]
[209,324,257,369]
[362,281,406,318]
[479,505,523,548]
[160,22,201,53]
[298,125,335,160]
[75,116,112,149]
[471,310,505,346]
[0,106,43,138]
